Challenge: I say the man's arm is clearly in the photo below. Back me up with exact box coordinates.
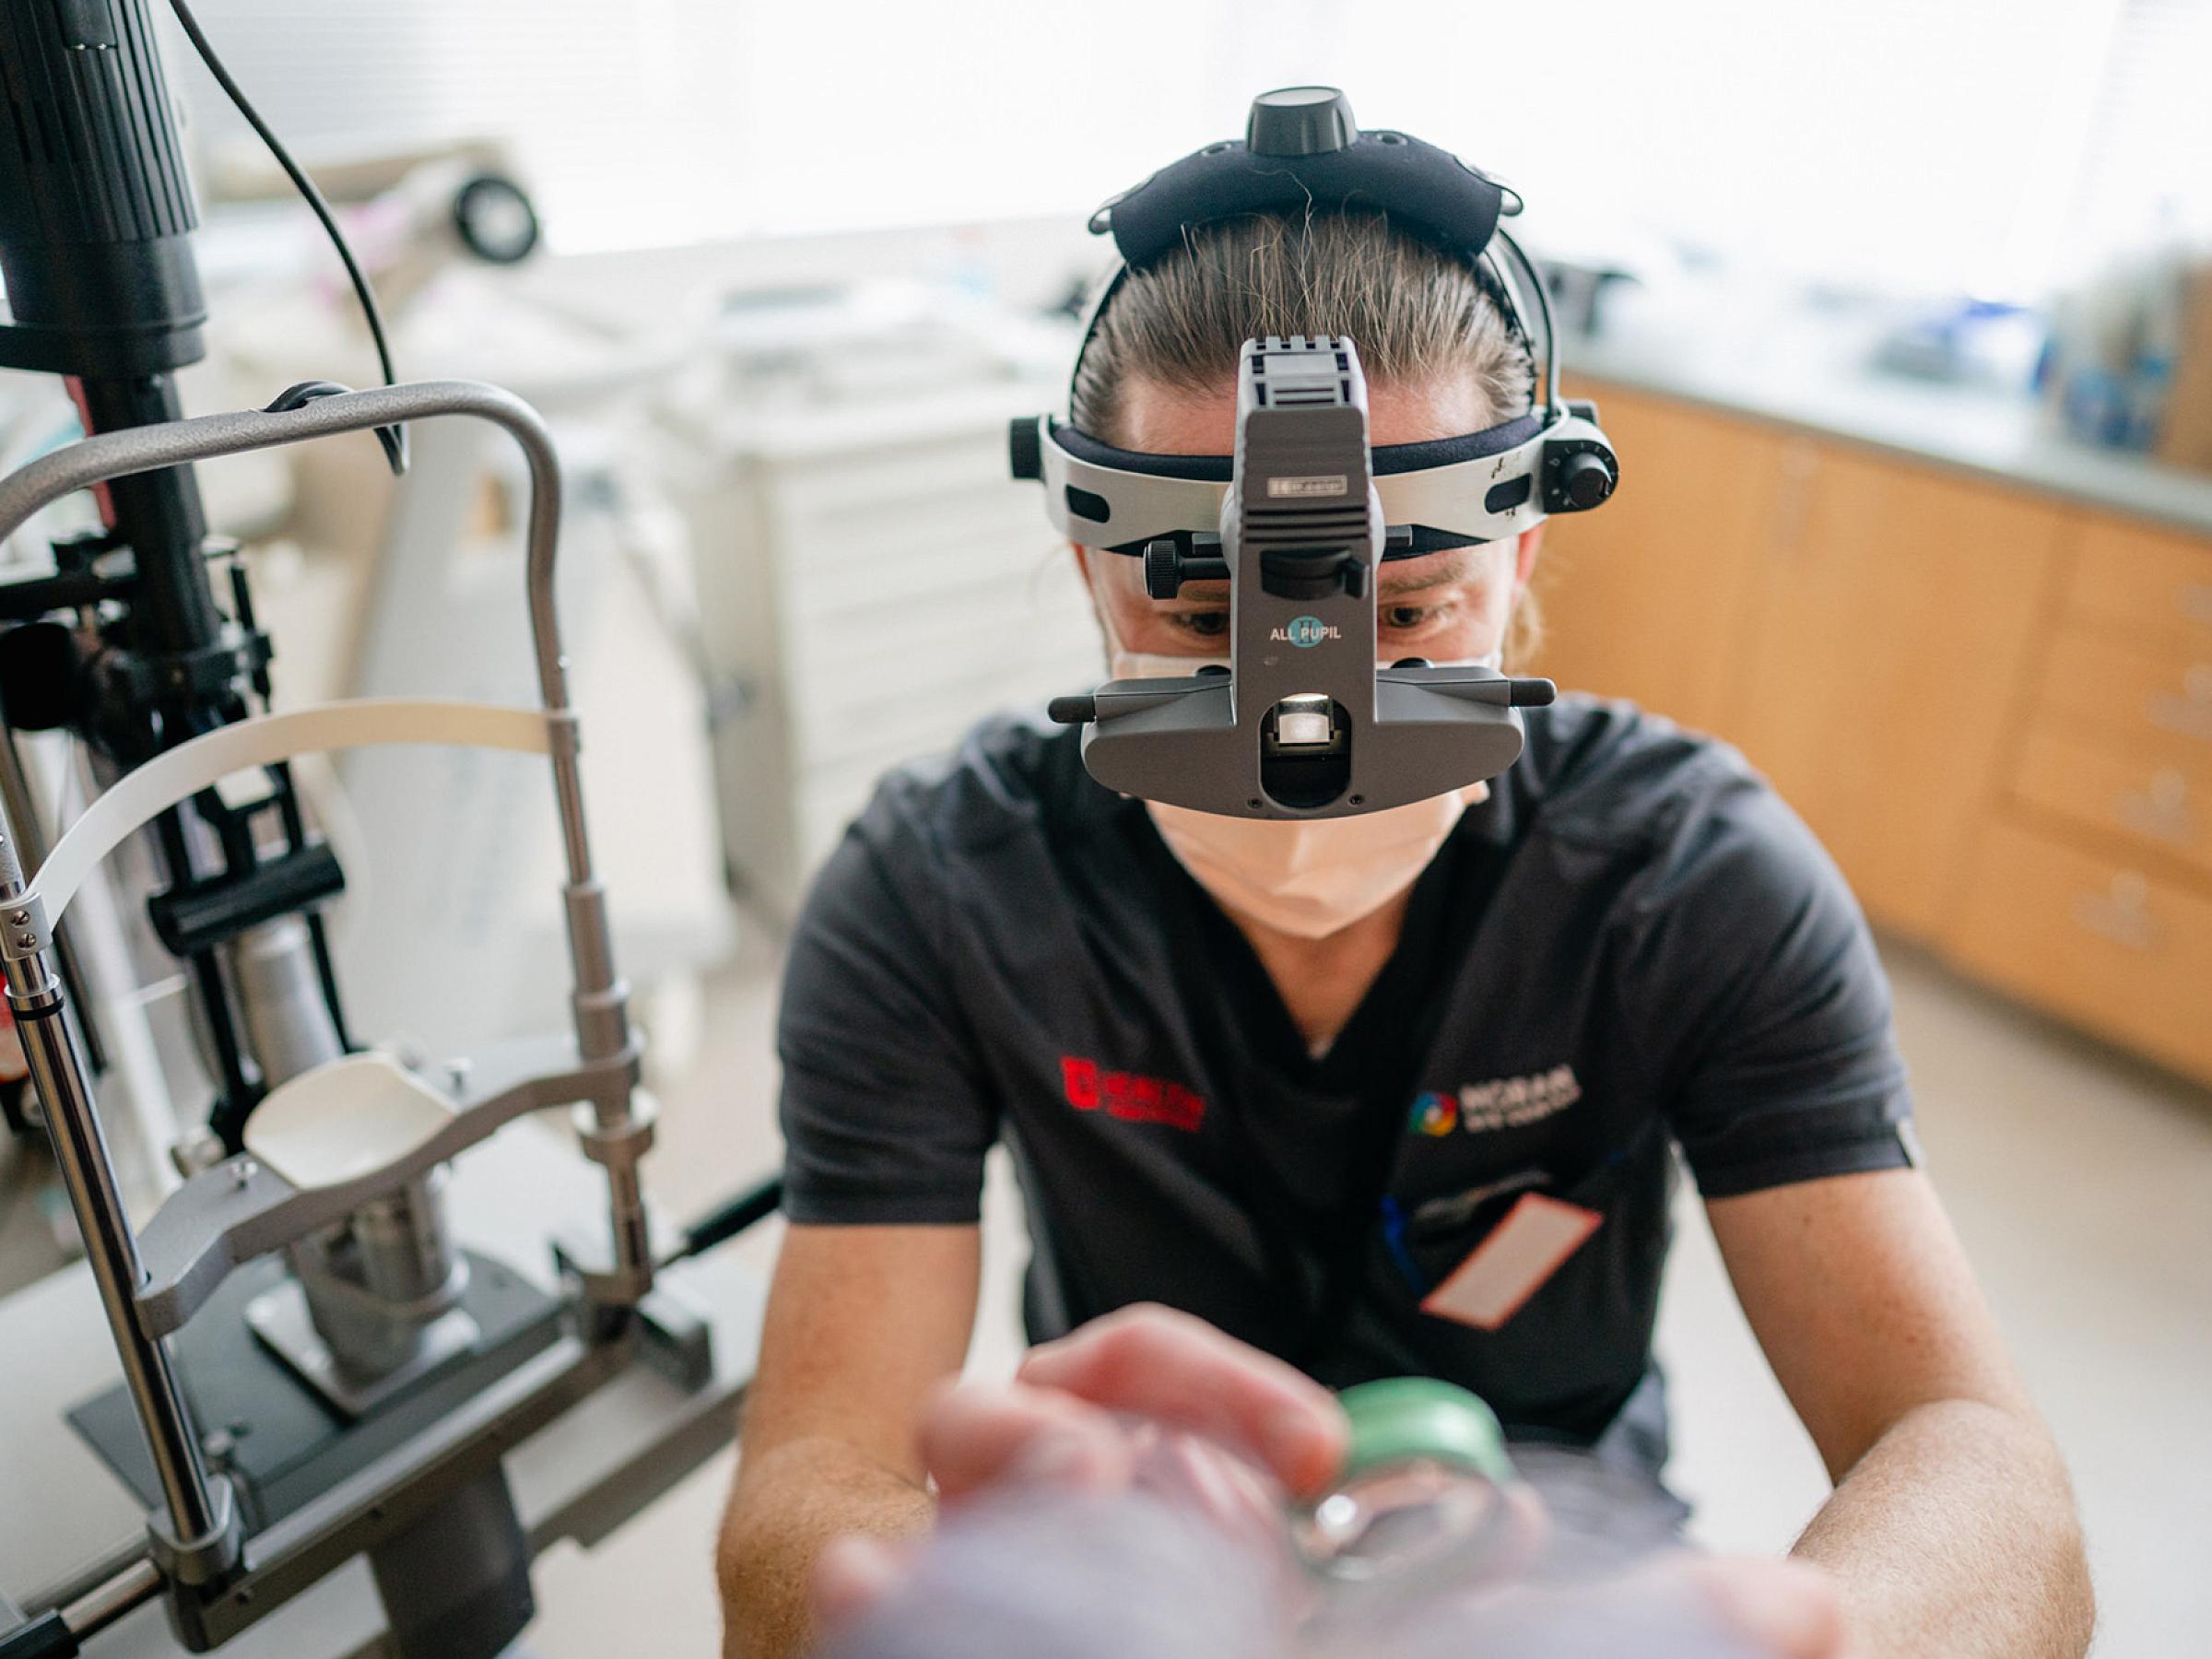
[1708,1168,2092,1657]
[717,1222,980,1659]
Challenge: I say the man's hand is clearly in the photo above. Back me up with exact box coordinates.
[961,1301,1347,1498]
[815,1305,1845,1659]
[814,1303,1347,1627]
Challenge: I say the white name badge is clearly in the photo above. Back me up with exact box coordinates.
[1418,1193,1604,1332]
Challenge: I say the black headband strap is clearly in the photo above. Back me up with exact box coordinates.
[1066,88,1555,426]
[1096,130,1507,271]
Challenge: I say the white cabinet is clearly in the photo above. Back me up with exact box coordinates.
[666,385,1099,915]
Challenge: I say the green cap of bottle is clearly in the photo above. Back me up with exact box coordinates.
[1336,1377,1517,1485]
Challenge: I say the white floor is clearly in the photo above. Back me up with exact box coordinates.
[282,939,2212,1655]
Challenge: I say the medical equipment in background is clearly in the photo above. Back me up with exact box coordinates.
[248,151,538,316]
[0,5,770,1654]
[288,277,733,1061]
[190,137,540,323]
[653,282,1091,912]
[1012,87,1620,818]
[191,128,734,1059]
[0,0,386,1166]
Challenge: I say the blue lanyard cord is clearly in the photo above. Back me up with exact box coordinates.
[1379,1196,1430,1294]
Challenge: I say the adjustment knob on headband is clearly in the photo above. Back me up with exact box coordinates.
[1246,86,1358,157]
[1558,450,1617,509]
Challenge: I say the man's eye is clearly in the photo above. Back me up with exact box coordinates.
[1171,611,1230,639]
[1382,605,1433,630]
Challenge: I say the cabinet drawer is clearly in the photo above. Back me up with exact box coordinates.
[1942,818,2212,1084]
[778,492,1052,621]
[2064,515,2212,653]
[2010,725,2212,883]
[2036,627,2212,757]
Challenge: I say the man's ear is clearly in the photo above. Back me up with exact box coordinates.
[1513,524,1546,593]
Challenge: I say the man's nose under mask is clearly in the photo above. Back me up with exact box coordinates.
[1096,594,1498,940]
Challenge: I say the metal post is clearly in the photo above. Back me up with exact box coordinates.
[0,722,105,1071]
[0,814,232,1573]
[507,406,650,1297]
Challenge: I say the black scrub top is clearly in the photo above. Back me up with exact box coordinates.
[775,698,1916,1477]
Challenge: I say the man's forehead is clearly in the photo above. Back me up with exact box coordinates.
[1112,371,1493,453]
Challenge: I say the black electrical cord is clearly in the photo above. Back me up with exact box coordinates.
[665,1172,784,1265]
[165,0,408,476]
[1493,226,1560,420]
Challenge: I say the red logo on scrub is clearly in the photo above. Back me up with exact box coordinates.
[1060,1056,1206,1133]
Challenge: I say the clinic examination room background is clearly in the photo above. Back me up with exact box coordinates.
[3,1,2209,1654]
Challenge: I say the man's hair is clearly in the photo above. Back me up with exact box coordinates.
[1071,210,1534,442]
[1070,210,1545,664]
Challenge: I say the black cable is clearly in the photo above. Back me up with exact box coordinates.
[264,379,404,473]
[1493,227,1559,420]
[165,0,407,476]
[669,1173,784,1265]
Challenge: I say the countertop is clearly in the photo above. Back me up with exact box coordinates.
[1571,329,2212,541]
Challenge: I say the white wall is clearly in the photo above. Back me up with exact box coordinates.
[172,0,2210,300]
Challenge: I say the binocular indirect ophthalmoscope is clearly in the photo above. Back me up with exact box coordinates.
[1044,333,1559,818]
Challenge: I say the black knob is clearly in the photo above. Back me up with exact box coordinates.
[453,173,541,264]
[1008,416,1044,481]
[1147,541,1230,596]
[1559,451,1615,509]
[1507,677,1556,707]
[1246,87,1357,157]
[1144,539,1182,599]
[1048,694,1098,725]
[1259,547,1353,601]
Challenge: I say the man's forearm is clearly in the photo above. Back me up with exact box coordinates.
[1791,1398,2092,1658]
[718,1434,935,1659]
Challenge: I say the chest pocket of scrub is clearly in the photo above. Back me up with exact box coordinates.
[1382,1124,1677,1440]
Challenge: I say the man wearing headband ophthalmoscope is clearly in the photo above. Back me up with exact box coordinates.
[719,89,2091,1658]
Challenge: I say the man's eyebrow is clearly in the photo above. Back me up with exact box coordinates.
[1377,551,1486,597]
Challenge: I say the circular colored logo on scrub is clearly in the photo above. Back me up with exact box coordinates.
[1285,615,1328,648]
[1409,1090,1457,1136]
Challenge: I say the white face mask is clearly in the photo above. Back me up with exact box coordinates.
[1091,571,1499,939]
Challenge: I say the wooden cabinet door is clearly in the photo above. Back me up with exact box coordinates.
[1944,817,2212,1086]
[1530,384,1789,735]
[1721,448,2069,939]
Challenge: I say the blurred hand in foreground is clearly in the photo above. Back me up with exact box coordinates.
[810,1304,1845,1659]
